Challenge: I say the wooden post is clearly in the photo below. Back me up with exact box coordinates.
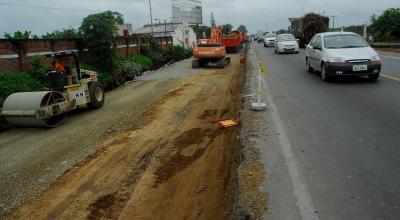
[137,36,141,55]
[125,37,129,57]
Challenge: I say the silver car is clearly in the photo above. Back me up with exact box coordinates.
[264,34,277,47]
[305,32,382,81]
[274,34,300,54]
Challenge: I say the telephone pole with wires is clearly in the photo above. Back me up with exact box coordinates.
[330,15,338,30]
[148,0,154,36]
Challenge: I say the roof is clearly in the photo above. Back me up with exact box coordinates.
[134,23,183,35]
[318,32,357,36]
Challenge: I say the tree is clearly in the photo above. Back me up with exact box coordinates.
[42,27,81,39]
[193,25,211,39]
[222,24,233,35]
[369,8,400,42]
[210,12,216,28]
[80,11,124,70]
[237,25,248,34]
[4,31,31,39]
[4,31,31,71]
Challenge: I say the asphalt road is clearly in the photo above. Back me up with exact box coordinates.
[380,54,400,79]
[250,43,400,220]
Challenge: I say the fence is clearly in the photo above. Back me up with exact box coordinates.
[0,36,173,73]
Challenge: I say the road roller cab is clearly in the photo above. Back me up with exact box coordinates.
[1,51,105,127]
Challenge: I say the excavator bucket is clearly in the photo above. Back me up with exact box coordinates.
[1,91,76,127]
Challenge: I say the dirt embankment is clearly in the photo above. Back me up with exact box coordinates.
[7,59,245,220]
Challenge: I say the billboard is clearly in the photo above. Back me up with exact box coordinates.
[172,0,202,25]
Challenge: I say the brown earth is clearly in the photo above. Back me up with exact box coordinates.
[6,59,245,220]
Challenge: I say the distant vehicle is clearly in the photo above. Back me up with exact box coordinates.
[256,30,264,43]
[305,32,382,81]
[264,33,277,47]
[289,13,329,47]
[274,34,299,54]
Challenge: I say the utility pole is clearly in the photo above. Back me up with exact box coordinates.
[266,22,268,34]
[164,19,167,37]
[148,0,154,36]
[330,16,338,30]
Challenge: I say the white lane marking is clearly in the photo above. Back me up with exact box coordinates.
[257,61,318,220]
[381,73,400,82]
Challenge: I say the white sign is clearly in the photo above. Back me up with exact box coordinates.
[75,91,85,99]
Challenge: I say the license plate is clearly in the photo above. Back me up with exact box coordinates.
[353,65,367,72]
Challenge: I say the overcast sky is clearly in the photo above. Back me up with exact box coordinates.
[0,0,398,36]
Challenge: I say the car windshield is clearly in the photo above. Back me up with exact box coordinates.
[266,34,277,38]
[279,35,295,41]
[324,34,369,49]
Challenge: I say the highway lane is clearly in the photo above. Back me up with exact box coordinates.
[251,43,400,220]
[380,54,400,80]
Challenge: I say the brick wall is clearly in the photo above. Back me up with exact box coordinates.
[0,36,173,74]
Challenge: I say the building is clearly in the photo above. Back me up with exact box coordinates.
[117,24,133,36]
[133,23,197,49]
[172,0,202,25]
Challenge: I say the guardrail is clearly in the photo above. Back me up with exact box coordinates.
[371,42,400,48]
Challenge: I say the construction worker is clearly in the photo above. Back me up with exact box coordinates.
[52,60,65,73]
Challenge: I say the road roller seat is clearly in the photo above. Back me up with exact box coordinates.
[47,70,65,92]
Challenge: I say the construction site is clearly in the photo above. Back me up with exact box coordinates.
[0,20,267,219]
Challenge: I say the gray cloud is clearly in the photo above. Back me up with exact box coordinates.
[0,0,399,35]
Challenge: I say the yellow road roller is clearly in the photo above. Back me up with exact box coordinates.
[1,51,105,127]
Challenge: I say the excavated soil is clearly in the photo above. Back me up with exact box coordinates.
[6,58,245,220]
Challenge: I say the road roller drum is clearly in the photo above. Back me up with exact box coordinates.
[1,91,76,127]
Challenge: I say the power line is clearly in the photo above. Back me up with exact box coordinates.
[0,2,97,13]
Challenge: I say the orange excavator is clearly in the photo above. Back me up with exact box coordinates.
[192,26,231,69]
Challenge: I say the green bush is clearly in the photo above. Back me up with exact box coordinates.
[114,57,142,79]
[141,47,165,63]
[169,45,186,60]
[0,72,45,106]
[28,56,47,83]
[129,55,153,71]
[80,63,114,89]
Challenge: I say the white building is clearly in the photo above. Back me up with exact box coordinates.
[134,23,197,49]
[172,0,202,25]
[116,24,133,36]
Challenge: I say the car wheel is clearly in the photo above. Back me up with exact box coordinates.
[321,64,329,82]
[274,48,277,54]
[306,58,314,73]
[368,74,379,82]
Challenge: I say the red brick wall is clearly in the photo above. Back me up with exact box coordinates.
[0,36,173,74]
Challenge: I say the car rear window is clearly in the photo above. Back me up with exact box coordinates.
[324,34,369,49]
[278,35,295,41]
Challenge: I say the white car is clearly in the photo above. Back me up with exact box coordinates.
[274,34,299,54]
[264,34,277,47]
[305,32,382,81]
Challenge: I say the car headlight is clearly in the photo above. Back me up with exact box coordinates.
[329,57,346,63]
[371,55,380,61]
[371,55,381,64]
